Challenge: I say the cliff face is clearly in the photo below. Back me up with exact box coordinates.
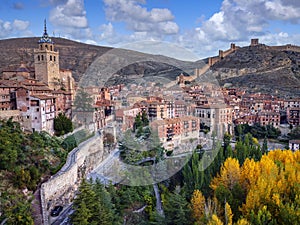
[209,44,300,97]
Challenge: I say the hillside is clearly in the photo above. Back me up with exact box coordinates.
[0,37,112,82]
[208,44,300,97]
[0,37,205,86]
[79,48,206,87]
[0,37,300,96]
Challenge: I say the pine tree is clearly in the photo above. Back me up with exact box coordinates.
[71,201,92,225]
[261,137,268,155]
[71,179,96,224]
[182,151,204,198]
[141,111,149,126]
[73,88,94,112]
[164,190,192,225]
[91,180,117,225]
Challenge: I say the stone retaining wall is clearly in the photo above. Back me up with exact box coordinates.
[40,131,104,224]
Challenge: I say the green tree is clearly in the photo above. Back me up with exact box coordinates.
[223,132,231,157]
[164,188,192,225]
[61,134,78,151]
[249,206,277,225]
[182,151,204,199]
[54,113,73,136]
[4,194,34,225]
[134,113,143,131]
[71,179,96,224]
[73,88,94,112]
[261,137,268,155]
[0,119,23,170]
[288,126,300,139]
[91,180,118,225]
[235,141,248,165]
[149,210,166,225]
[226,145,233,158]
[71,201,92,225]
[141,111,149,126]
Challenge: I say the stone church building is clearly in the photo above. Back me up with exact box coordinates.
[0,21,75,134]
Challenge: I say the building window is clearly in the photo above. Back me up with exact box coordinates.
[36,108,39,112]
[50,55,52,61]
[38,55,40,61]
[41,55,44,61]
[54,56,56,61]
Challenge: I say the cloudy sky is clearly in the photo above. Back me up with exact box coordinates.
[1,0,300,61]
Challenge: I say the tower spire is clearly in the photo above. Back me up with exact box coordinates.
[44,19,47,35]
[38,19,53,44]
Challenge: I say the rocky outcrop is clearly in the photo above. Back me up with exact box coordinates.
[208,44,300,97]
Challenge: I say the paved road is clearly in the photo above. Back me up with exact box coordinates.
[50,204,73,225]
[87,148,122,184]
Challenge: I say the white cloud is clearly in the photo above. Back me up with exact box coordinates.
[49,0,93,40]
[265,0,300,22]
[46,0,300,60]
[120,40,200,61]
[103,0,179,35]
[49,0,88,28]
[13,19,30,30]
[172,0,300,59]
[0,19,30,38]
[49,0,68,5]
[99,23,116,41]
[150,8,174,22]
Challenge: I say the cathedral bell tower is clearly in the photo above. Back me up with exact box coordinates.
[34,20,60,90]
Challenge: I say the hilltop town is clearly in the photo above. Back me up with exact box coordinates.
[0,22,300,225]
[0,23,299,150]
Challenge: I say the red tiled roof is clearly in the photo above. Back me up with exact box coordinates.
[31,95,56,100]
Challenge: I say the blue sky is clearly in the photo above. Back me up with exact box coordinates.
[1,0,300,61]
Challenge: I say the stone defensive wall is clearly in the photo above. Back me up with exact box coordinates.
[40,131,105,224]
[207,40,300,67]
[208,43,239,66]
[267,44,300,53]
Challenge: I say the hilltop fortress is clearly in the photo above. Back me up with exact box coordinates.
[206,38,300,67]
[175,38,300,85]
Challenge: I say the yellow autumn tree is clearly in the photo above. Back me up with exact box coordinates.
[241,155,278,215]
[225,202,233,225]
[241,150,300,222]
[235,218,250,225]
[191,189,206,224]
[211,157,241,191]
[208,214,223,225]
[240,158,261,191]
